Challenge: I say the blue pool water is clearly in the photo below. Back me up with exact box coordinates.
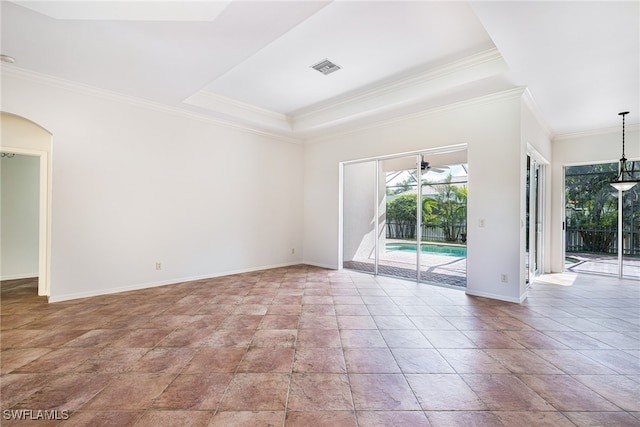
[387,243,467,258]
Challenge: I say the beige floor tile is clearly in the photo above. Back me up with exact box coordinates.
[2,266,637,423]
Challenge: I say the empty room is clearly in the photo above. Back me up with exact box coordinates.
[1,1,638,426]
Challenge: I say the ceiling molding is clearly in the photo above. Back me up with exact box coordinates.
[305,87,528,145]
[173,48,508,137]
[553,123,640,142]
[290,48,508,133]
[1,66,302,145]
[4,64,541,146]
[521,88,553,141]
[182,91,291,133]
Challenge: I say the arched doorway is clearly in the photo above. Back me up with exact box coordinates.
[1,112,52,296]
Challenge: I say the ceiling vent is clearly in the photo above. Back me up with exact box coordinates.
[311,59,341,75]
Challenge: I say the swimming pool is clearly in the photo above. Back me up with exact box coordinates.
[387,243,467,258]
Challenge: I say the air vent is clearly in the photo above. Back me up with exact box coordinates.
[311,59,341,75]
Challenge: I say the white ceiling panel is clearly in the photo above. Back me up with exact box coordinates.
[471,1,640,133]
[200,1,493,114]
[1,1,331,104]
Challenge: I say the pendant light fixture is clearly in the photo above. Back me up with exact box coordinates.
[610,111,638,192]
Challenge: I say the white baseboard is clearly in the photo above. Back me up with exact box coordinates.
[302,260,338,270]
[465,288,527,304]
[47,262,303,303]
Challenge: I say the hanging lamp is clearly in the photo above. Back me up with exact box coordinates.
[610,111,638,191]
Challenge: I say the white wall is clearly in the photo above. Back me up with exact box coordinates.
[303,89,529,302]
[551,126,640,272]
[1,154,40,279]
[4,65,586,304]
[2,71,304,301]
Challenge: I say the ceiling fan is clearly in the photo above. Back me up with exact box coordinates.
[421,157,449,174]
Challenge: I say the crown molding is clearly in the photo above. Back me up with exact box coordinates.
[3,52,550,145]
[553,123,640,142]
[178,48,508,136]
[521,88,553,140]
[182,90,292,133]
[1,66,302,144]
[291,48,508,132]
[305,87,528,145]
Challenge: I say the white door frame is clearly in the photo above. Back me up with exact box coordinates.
[340,144,467,283]
[1,113,53,297]
[2,147,52,296]
[527,145,549,280]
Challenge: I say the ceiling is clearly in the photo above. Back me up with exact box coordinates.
[1,1,638,140]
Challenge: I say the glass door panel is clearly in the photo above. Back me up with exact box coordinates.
[417,158,468,287]
[621,161,640,279]
[343,161,378,275]
[565,162,618,275]
[379,155,421,281]
[526,156,544,285]
[383,153,468,287]
[565,161,639,279]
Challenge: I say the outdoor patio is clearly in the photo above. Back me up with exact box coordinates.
[566,253,640,279]
[344,249,640,289]
[344,248,468,288]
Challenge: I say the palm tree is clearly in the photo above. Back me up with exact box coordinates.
[431,176,467,242]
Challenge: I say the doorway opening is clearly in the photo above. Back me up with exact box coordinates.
[526,152,546,285]
[341,146,467,288]
[1,112,53,297]
[564,161,640,279]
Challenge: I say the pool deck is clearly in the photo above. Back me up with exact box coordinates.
[344,244,640,287]
[344,242,468,288]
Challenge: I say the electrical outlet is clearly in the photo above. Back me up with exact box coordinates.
[155,262,162,270]
[291,248,295,254]
[501,273,508,283]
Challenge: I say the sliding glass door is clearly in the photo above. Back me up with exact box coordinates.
[342,155,421,279]
[342,148,468,288]
[620,177,640,278]
[564,161,640,279]
[526,155,545,285]
[379,155,421,281]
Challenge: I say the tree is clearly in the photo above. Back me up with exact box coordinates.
[386,193,437,239]
[565,164,617,252]
[386,174,468,242]
[386,194,418,239]
[430,176,467,242]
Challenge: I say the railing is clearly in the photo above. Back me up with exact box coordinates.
[386,222,467,243]
[566,228,640,256]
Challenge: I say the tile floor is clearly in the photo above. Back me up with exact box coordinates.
[1,265,639,426]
